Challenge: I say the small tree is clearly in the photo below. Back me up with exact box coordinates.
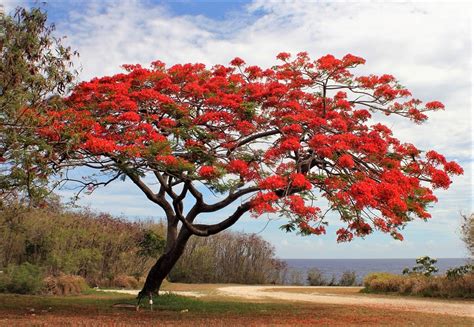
[461,213,473,259]
[0,7,77,205]
[339,270,357,286]
[307,268,326,286]
[402,256,439,277]
[42,52,462,300]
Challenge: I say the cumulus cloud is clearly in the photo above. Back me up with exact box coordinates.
[7,0,472,258]
[56,1,471,157]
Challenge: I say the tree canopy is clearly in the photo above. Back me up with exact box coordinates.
[0,7,77,205]
[44,52,462,241]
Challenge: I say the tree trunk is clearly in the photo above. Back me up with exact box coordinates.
[138,228,191,300]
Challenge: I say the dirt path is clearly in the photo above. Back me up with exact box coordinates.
[217,285,474,317]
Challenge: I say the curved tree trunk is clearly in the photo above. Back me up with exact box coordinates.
[138,228,191,300]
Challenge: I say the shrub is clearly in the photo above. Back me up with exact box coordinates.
[364,272,474,298]
[307,268,326,286]
[339,270,357,286]
[327,274,337,286]
[288,270,304,286]
[0,270,10,293]
[111,275,140,289]
[170,231,287,284]
[0,263,44,294]
[461,213,473,258]
[43,274,89,295]
[446,264,473,279]
[363,272,403,292]
[364,272,396,287]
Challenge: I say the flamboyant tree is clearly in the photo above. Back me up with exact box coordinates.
[41,52,462,299]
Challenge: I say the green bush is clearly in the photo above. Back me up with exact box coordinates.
[0,263,44,294]
[0,270,9,292]
[446,264,474,279]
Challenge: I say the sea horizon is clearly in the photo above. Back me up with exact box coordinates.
[281,257,468,260]
[281,257,468,285]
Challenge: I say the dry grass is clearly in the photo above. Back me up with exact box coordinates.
[42,274,89,296]
[0,292,473,326]
[364,272,474,298]
[111,275,141,289]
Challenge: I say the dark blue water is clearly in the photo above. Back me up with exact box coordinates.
[284,258,468,285]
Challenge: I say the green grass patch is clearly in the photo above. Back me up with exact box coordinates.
[150,293,284,314]
[0,291,286,315]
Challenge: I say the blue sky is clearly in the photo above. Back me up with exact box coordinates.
[5,0,472,259]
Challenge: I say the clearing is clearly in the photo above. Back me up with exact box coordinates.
[0,283,472,326]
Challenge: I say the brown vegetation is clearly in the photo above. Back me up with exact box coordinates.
[363,272,474,298]
[42,274,89,295]
[169,231,287,284]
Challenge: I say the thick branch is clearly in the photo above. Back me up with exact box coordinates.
[226,129,281,155]
[193,202,252,236]
[200,186,259,213]
[127,172,175,219]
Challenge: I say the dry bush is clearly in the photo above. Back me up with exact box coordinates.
[364,272,474,298]
[411,276,438,296]
[111,275,140,289]
[169,231,287,284]
[369,277,402,292]
[437,274,474,298]
[364,272,408,293]
[398,275,424,294]
[43,274,89,295]
[307,268,326,286]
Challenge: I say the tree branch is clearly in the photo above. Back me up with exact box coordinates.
[226,129,281,155]
[200,186,259,213]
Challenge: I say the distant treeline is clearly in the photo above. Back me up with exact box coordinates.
[0,202,286,293]
[169,232,287,284]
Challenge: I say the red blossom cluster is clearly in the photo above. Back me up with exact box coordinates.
[41,52,463,241]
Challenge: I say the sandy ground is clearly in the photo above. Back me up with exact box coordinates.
[217,285,474,318]
[106,286,474,318]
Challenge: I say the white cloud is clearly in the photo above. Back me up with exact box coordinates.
[6,0,472,258]
[55,1,471,159]
[2,0,26,14]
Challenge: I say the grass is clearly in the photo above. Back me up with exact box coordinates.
[363,272,474,299]
[0,290,473,326]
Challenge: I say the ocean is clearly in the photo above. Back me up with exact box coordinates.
[283,258,469,285]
